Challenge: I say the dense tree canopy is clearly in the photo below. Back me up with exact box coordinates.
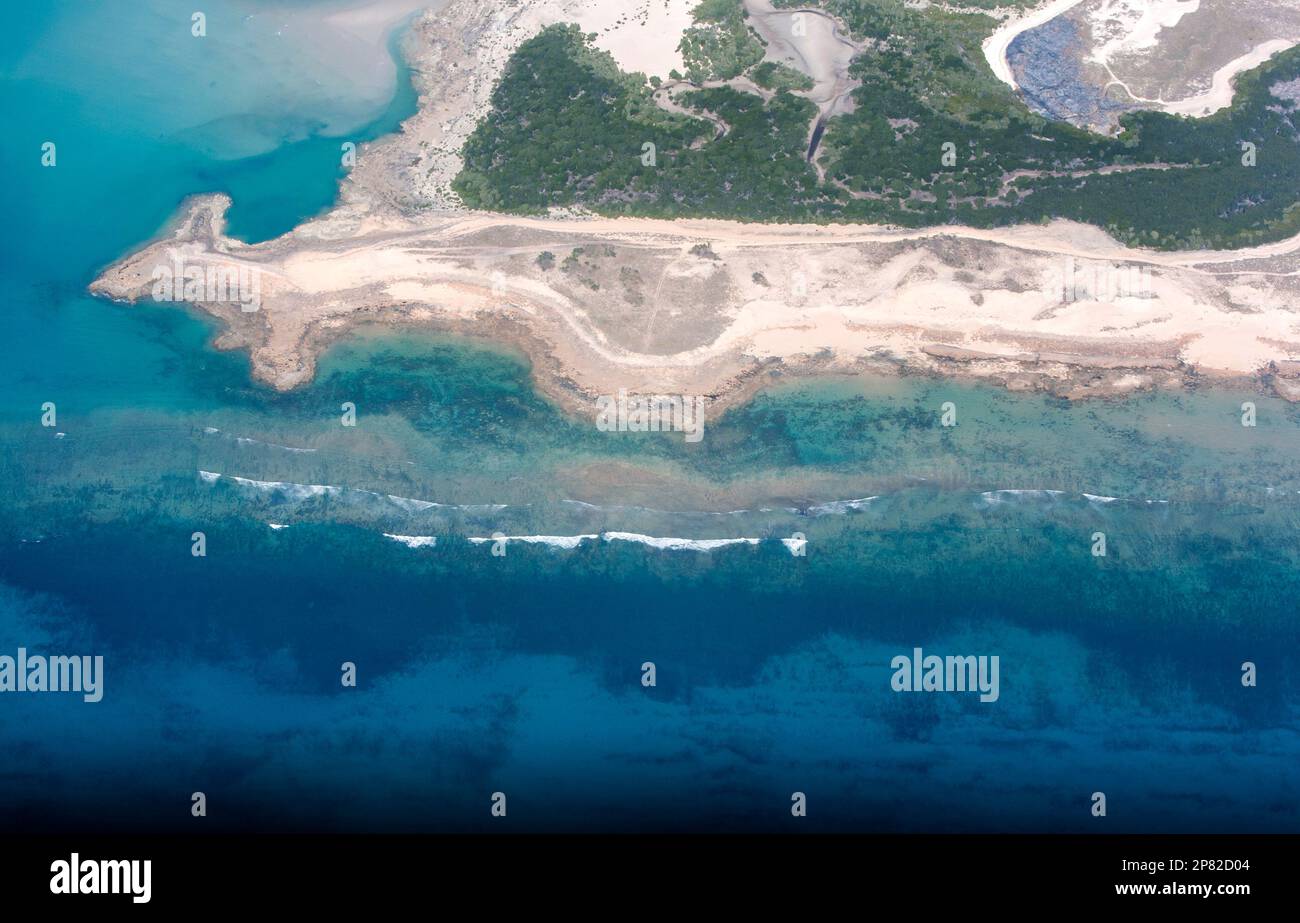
[455,1,1300,250]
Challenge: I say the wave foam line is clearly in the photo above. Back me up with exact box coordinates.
[383,533,437,548]
[806,496,880,516]
[467,534,598,549]
[451,532,804,555]
[197,471,507,512]
[602,531,759,552]
[228,475,340,500]
[1082,493,1169,505]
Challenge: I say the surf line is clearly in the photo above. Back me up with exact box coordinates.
[390,531,809,555]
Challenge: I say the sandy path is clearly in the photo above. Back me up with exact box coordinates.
[429,211,1300,269]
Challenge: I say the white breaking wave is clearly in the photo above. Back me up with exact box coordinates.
[1083,492,1169,505]
[468,534,599,549]
[983,488,1170,506]
[383,533,437,548]
[455,532,803,555]
[228,475,341,500]
[386,494,439,513]
[374,491,507,513]
[190,483,808,555]
[382,493,508,513]
[1082,493,1119,503]
[197,471,506,512]
[603,532,760,552]
[267,523,289,530]
[806,496,880,516]
[980,489,1068,504]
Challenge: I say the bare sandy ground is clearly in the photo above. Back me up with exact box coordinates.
[1117,37,1298,115]
[90,193,1300,410]
[89,0,1300,410]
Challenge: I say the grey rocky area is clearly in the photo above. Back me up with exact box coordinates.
[1009,15,1138,133]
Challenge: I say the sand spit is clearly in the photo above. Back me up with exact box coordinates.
[91,192,1300,410]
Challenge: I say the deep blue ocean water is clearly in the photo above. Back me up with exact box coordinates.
[1,2,1298,834]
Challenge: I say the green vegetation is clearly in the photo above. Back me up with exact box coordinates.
[455,2,1300,250]
[750,60,814,92]
[454,25,708,211]
[818,0,1033,128]
[454,24,825,219]
[677,0,766,83]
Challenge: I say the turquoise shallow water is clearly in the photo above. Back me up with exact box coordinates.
[1,2,1298,833]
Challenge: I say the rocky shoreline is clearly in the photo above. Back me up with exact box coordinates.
[90,192,1300,413]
